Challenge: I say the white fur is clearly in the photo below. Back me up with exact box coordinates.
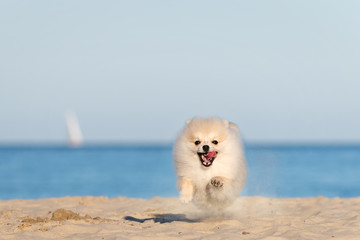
[173,117,247,210]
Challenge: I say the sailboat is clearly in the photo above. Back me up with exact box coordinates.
[65,111,83,147]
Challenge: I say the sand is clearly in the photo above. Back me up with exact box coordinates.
[1,196,359,240]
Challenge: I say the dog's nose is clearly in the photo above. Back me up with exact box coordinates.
[202,145,209,152]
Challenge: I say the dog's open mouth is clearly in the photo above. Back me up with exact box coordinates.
[198,151,217,167]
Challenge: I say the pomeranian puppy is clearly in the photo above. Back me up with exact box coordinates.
[173,117,247,209]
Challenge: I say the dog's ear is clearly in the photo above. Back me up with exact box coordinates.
[222,119,229,128]
[229,122,239,132]
[186,119,192,125]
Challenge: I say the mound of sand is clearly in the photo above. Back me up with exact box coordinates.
[1,196,359,239]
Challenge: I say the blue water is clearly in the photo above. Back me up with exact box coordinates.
[0,144,360,200]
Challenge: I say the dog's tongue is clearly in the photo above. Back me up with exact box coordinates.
[204,151,217,160]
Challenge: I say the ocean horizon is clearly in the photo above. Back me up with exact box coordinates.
[1,142,360,200]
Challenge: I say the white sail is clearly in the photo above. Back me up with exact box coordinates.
[65,112,83,147]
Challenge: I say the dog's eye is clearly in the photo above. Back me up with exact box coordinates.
[194,140,201,145]
[212,140,218,145]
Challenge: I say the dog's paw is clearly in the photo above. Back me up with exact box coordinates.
[180,192,193,203]
[210,177,224,188]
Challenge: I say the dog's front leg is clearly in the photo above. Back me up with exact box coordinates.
[177,177,194,203]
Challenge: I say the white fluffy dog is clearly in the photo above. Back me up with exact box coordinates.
[173,117,247,209]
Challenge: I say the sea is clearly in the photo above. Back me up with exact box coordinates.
[0,143,360,200]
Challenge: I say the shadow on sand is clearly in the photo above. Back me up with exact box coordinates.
[124,214,196,224]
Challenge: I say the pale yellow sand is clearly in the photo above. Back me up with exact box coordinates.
[1,196,359,239]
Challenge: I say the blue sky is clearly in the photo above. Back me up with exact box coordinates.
[1,1,359,143]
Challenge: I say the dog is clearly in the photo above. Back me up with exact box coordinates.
[173,117,247,209]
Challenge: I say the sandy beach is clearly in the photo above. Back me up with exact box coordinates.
[1,196,359,239]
